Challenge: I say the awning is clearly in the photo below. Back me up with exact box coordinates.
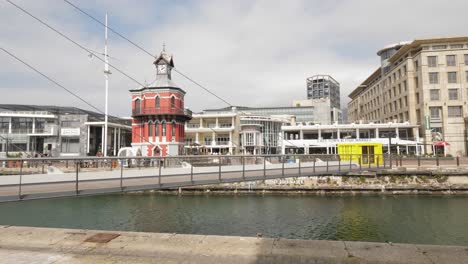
[433,141,450,146]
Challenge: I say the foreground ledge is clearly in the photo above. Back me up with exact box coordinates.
[0,225,466,264]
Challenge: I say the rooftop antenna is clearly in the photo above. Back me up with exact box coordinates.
[162,41,166,52]
[103,12,112,157]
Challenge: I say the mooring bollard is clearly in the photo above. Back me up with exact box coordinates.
[456,156,460,167]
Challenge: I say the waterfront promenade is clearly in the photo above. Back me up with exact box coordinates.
[0,225,466,263]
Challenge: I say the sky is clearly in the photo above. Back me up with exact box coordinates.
[1,0,468,117]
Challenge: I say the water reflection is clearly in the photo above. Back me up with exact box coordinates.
[0,194,466,246]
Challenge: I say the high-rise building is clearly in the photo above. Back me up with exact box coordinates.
[348,36,468,156]
[306,75,341,109]
[130,49,192,156]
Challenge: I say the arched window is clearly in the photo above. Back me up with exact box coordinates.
[155,96,160,108]
[135,98,141,114]
[162,121,166,137]
[155,121,160,139]
[148,122,153,140]
[171,96,175,109]
[171,121,176,141]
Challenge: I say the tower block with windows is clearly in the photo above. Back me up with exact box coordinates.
[130,49,192,156]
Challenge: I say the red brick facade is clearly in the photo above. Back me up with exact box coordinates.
[129,50,191,156]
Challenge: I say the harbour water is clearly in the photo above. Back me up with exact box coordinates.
[0,194,467,246]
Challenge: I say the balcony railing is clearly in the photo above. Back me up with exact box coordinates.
[132,107,192,118]
[0,127,57,135]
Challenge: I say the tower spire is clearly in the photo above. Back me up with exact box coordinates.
[162,42,166,52]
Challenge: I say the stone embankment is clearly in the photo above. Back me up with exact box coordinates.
[0,225,467,263]
[156,168,468,195]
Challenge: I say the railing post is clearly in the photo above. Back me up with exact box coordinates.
[190,157,193,183]
[349,155,352,171]
[399,156,403,167]
[368,156,371,169]
[359,156,362,171]
[376,155,380,168]
[313,156,316,173]
[299,156,301,176]
[263,156,266,180]
[159,158,162,186]
[75,160,79,196]
[242,156,245,180]
[417,155,421,168]
[389,154,393,169]
[120,159,124,192]
[338,156,341,172]
[282,155,285,176]
[383,154,386,168]
[326,157,329,172]
[18,160,23,200]
[436,155,440,167]
[218,156,222,182]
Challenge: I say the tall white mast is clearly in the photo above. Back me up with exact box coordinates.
[103,13,110,157]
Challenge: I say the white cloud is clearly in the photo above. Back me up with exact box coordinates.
[1,0,468,116]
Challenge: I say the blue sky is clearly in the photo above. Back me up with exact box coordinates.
[1,0,468,116]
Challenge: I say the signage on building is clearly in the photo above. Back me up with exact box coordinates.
[61,128,80,136]
[425,115,431,130]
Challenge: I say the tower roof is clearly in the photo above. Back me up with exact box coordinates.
[153,51,174,67]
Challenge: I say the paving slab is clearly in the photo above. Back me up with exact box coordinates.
[0,225,466,264]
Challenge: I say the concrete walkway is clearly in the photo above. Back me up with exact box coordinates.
[0,225,466,263]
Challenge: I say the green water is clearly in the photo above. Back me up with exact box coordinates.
[0,194,467,246]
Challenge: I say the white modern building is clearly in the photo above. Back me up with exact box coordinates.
[281,122,421,155]
[0,105,131,157]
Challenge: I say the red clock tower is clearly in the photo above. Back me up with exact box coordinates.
[130,49,192,156]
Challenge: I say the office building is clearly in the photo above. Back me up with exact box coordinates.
[0,104,131,157]
[348,36,468,156]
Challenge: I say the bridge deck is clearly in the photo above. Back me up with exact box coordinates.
[0,159,369,202]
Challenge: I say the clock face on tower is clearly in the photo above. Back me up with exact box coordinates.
[157,64,167,74]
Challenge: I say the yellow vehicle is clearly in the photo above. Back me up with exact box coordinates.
[337,142,383,166]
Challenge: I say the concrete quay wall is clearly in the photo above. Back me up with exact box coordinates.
[0,225,467,264]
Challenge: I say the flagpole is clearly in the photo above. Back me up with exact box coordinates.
[103,12,110,157]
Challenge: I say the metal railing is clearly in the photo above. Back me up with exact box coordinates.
[5,153,456,203]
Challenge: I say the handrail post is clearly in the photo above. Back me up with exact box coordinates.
[399,156,402,167]
[282,155,285,176]
[436,155,440,167]
[338,156,341,172]
[389,153,393,169]
[75,160,79,196]
[190,157,193,183]
[359,156,362,171]
[313,156,316,173]
[417,155,421,168]
[377,155,380,168]
[326,157,329,172]
[120,159,124,192]
[299,156,301,176]
[18,160,23,200]
[263,156,266,180]
[218,156,222,182]
[242,156,245,180]
[159,158,162,186]
[456,156,460,167]
[368,155,371,169]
